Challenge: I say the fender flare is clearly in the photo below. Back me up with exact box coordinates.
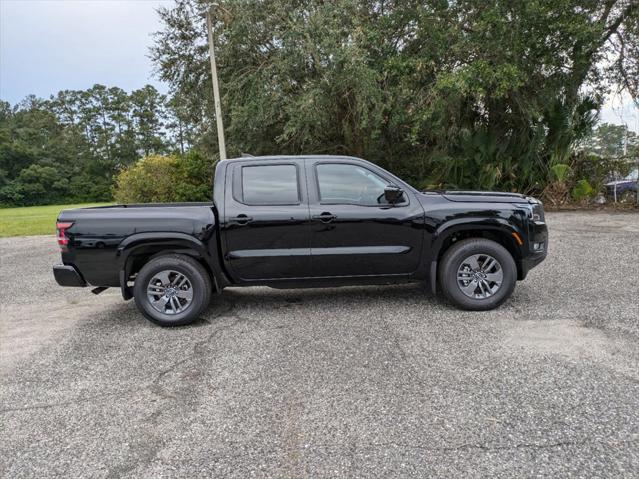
[428,217,524,295]
[116,232,226,300]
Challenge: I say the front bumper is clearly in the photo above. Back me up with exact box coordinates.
[606,183,637,197]
[520,250,547,279]
[53,264,87,287]
[518,219,548,279]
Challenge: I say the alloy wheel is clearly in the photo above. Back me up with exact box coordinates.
[456,254,504,299]
[146,270,194,315]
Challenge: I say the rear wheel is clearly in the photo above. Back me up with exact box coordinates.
[438,238,517,311]
[133,254,212,326]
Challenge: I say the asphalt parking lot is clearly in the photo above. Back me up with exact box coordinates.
[1,211,638,478]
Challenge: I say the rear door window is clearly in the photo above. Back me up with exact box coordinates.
[241,164,299,205]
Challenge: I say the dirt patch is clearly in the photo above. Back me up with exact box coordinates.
[0,294,122,371]
[501,319,638,379]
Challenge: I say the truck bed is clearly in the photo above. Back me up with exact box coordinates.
[57,203,217,287]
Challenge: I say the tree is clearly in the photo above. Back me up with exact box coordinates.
[0,85,180,206]
[151,0,639,192]
[130,85,170,157]
[582,123,639,158]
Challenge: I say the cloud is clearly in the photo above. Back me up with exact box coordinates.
[0,0,172,103]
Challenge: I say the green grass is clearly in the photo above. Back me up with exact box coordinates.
[0,203,112,237]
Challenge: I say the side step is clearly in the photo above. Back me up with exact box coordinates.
[91,287,109,295]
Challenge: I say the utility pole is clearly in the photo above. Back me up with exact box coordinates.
[206,6,227,160]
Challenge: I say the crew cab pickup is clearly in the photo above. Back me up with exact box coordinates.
[54,155,548,326]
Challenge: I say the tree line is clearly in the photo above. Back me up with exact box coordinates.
[152,0,638,192]
[0,84,188,206]
[1,0,638,207]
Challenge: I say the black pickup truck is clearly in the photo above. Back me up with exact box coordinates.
[54,155,548,326]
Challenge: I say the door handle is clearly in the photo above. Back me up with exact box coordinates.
[231,214,253,225]
[312,212,337,223]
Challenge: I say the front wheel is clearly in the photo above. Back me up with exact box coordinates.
[438,238,517,311]
[133,254,212,326]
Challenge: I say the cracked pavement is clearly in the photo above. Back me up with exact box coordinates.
[1,211,638,478]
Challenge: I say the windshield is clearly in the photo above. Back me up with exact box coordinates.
[626,169,638,181]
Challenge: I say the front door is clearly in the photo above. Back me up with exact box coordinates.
[223,159,311,281]
[308,160,424,277]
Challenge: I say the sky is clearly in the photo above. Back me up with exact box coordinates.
[0,0,637,132]
[0,0,171,103]
[601,91,639,133]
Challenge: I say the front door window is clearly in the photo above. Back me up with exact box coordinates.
[316,163,395,206]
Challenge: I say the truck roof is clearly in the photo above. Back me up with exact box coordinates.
[223,154,364,162]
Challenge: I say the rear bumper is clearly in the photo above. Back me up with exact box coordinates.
[53,264,87,287]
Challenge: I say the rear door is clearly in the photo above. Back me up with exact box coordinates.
[308,159,424,277]
[222,159,312,281]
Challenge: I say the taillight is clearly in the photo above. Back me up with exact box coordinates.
[56,222,73,250]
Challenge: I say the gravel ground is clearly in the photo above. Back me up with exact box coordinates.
[1,211,638,478]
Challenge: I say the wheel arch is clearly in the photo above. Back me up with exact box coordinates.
[429,220,525,294]
[117,232,222,300]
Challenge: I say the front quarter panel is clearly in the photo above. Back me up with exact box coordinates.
[416,193,543,287]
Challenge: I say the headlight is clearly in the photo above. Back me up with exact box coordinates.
[531,202,545,222]
[517,198,545,223]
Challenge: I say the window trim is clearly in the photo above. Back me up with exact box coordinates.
[233,162,302,206]
[313,161,409,207]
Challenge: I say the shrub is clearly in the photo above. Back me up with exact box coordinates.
[68,174,112,203]
[571,179,594,201]
[571,152,632,193]
[543,163,572,206]
[0,164,71,206]
[550,163,571,182]
[113,152,214,204]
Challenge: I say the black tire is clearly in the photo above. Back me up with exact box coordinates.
[438,238,517,311]
[133,254,212,326]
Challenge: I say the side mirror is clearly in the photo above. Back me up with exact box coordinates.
[384,185,404,204]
